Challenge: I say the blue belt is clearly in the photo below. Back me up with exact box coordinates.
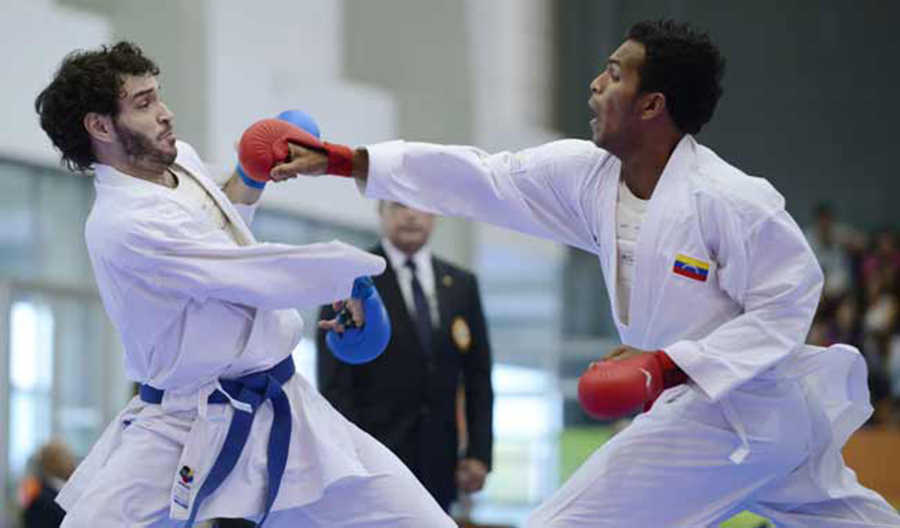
[139,356,295,527]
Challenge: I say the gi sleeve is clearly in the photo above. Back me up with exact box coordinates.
[365,140,605,254]
[107,203,386,311]
[665,208,824,401]
[231,202,259,228]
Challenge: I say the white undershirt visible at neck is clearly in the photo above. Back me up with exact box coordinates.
[615,179,649,325]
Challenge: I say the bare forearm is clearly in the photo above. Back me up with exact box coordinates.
[351,148,369,180]
[222,170,264,205]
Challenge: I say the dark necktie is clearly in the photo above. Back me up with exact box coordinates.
[405,258,434,355]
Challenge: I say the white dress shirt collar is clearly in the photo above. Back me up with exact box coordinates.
[380,237,439,326]
[381,237,433,276]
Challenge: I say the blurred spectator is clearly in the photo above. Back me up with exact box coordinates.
[887,335,900,425]
[862,229,900,286]
[862,272,897,339]
[804,202,866,301]
[809,295,863,348]
[805,214,900,426]
[832,295,863,345]
[861,248,900,424]
[19,440,76,528]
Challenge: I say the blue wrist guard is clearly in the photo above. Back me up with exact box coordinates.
[237,164,267,189]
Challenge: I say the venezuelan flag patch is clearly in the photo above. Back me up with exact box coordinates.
[673,253,710,282]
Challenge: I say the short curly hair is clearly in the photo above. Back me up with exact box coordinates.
[35,42,160,172]
[626,20,725,135]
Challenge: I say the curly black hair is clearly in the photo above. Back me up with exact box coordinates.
[35,41,160,172]
[626,20,725,135]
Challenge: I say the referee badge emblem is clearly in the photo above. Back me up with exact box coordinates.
[452,316,472,353]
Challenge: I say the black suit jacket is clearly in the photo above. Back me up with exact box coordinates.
[23,482,65,528]
[316,245,493,509]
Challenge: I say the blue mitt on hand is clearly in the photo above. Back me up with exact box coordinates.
[326,277,391,364]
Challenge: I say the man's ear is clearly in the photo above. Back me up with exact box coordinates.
[83,113,115,143]
[639,92,667,122]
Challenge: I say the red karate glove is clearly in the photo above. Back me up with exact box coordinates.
[577,350,687,419]
[238,118,354,182]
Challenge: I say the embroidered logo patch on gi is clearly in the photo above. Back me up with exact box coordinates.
[672,253,710,282]
[179,465,194,484]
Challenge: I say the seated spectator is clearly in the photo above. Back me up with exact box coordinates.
[862,270,897,340]
[887,334,900,425]
[860,265,899,424]
[813,294,863,348]
[862,228,900,286]
[804,202,866,301]
[20,440,76,528]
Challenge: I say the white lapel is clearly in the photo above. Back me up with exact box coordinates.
[94,160,258,247]
[174,162,257,246]
[596,157,624,327]
[627,135,698,342]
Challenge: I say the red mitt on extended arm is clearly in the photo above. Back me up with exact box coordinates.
[238,118,354,182]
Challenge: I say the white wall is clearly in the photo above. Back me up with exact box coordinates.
[0,0,111,165]
[95,0,397,230]
[341,0,567,267]
[100,0,211,157]
[465,0,566,266]
[1,0,569,265]
[205,0,397,230]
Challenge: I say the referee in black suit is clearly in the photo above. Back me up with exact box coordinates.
[317,200,494,512]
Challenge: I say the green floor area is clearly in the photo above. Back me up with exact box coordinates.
[719,512,771,527]
[560,426,772,528]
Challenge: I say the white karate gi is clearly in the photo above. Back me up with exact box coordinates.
[57,141,455,527]
[364,135,900,527]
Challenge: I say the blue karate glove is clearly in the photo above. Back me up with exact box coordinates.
[275,109,321,138]
[326,277,391,365]
[237,109,320,189]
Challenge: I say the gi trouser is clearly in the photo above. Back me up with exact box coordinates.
[59,372,455,528]
[527,379,900,528]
